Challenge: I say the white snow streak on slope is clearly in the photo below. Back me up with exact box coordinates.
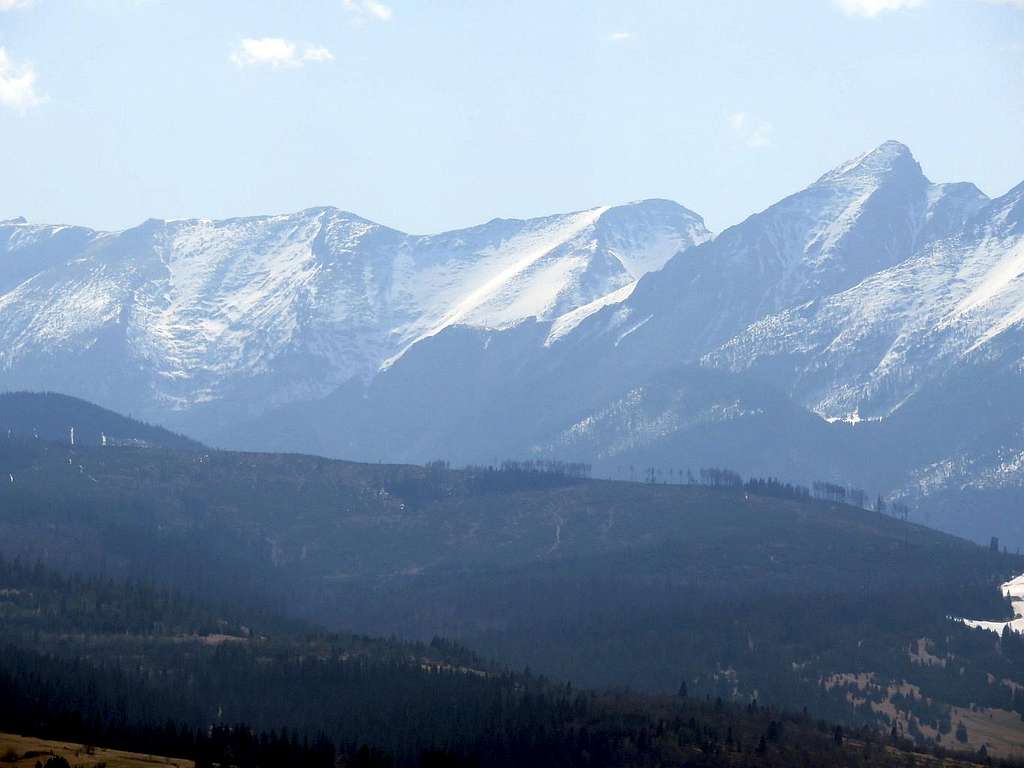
[383,206,610,367]
[615,315,652,347]
[429,206,609,328]
[477,247,588,326]
[805,189,875,263]
[546,281,637,346]
[952,239,1024,353]
[954,239,1024,317]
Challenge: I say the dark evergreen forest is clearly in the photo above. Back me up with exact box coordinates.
[1,396,1022,765]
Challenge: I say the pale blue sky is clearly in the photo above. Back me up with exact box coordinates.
[1,0,1021,234]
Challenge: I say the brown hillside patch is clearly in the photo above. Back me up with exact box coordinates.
[909,637,947,668]
[949,706,1024,760]
[0,732,192,768]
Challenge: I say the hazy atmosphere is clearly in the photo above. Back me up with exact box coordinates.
[1,3,1023,767]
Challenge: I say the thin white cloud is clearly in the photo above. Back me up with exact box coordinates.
[230,38,335,69]
[364,0,393,20]
[837,0,1024,15]
[834,0,926,17]
[729,112,772,149]
[302,46,336,63]
[0,47,43,112]
[343,0,393,22]
[0,0,33,10]
[608,31,633,41]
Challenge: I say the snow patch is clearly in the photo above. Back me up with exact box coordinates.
[546,281,637,346]
[960,573,1024,635]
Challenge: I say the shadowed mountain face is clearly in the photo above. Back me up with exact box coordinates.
[3,142,1023,546]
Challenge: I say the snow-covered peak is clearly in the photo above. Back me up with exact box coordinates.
[814,140,918,186]
[590,198,710,276]
[699,140,933,284]
[706,177,1024,421]
[553,142,970,366]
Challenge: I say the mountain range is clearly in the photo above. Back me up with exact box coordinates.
[0,198,707,430]
[1,140,1021,546]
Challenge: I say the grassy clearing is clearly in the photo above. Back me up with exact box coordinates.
[0,733,192,768]
[949,706,1024,760]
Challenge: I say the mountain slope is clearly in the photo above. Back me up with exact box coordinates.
[696,183,1024,542]
[0,391,201,449]
[707,181,1024,421]
[234,143,995,488]
[0,200,709,435]
[550,141,987,366]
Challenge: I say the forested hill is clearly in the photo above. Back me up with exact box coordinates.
[0,556,1002,768]
[1,424,1023,757]
[0,553,488,677]
[0,391,202,450]
[0,436,1011,607]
